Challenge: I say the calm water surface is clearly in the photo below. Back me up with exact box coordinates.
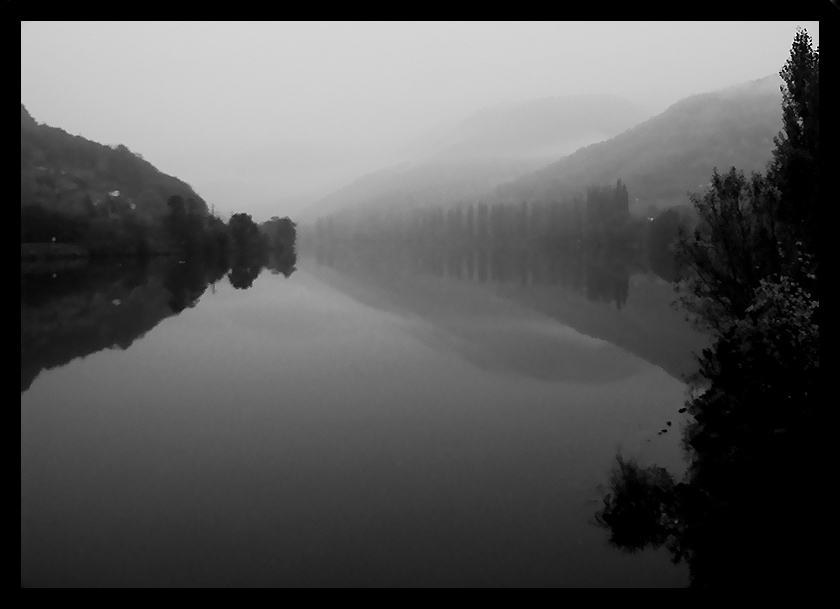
[21,253,704,587]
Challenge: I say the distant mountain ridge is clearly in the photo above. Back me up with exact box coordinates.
[419,94,648,161]
[491,74,785,214]
[305,75,785,222]
[300,94,649,222]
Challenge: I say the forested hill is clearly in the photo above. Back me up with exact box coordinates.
[491,75,784,215]
[21,104,207,220]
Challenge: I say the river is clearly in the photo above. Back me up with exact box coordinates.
[21,250,706,587]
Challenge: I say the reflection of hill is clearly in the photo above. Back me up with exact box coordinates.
[20,259,217,394]
[495,274,708,382]
[309,247,708,383]
[307,258,647,384]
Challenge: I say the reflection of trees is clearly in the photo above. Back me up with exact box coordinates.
[595,456,682,554]
[446,247,463,280]
[585,258,629,310]
[21,258,218,393]
[265,247,298,278]
[21,258,149,309]
[477,249,488,284]
[349,243,633,310]
[595,268,819,588]
[227,250,266,290]
[490,248,509,283]
[596,411,817,587]
[313,240,705,382]
[164,258,212,312]
[22,227,298,394]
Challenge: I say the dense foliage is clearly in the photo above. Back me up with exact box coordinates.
[21,105,298,271]
[596,29,819,588]
[21,104,208,255]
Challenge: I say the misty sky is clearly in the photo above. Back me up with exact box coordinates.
[21,21,819,223]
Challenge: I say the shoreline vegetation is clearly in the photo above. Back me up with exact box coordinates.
[21,102,298,277]
[595,29,819,588]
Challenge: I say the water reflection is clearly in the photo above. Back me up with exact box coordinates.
[20,251,297,394]
[22,247,691,588]
[311,241,707,382]
[595,415,818,588]
[595,309,819,588]
[304,244,814,588]
[164,255,229,312]
[228,253,264,290]
[316,244,634,309]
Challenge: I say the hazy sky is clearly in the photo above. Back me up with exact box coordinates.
[21,21,819,222]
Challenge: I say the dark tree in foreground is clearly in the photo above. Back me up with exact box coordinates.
[599,29,820,589]
[675,27,818,333]
[675,169,785,330]
[769,28,819,259]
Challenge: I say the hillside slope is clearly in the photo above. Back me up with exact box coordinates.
[492,75,784,214]
[21,104,207,220]
[301,95,649,222]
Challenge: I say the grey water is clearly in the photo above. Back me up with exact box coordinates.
[21,252,706,587]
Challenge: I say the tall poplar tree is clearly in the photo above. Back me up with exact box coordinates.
[769,27,819,261]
